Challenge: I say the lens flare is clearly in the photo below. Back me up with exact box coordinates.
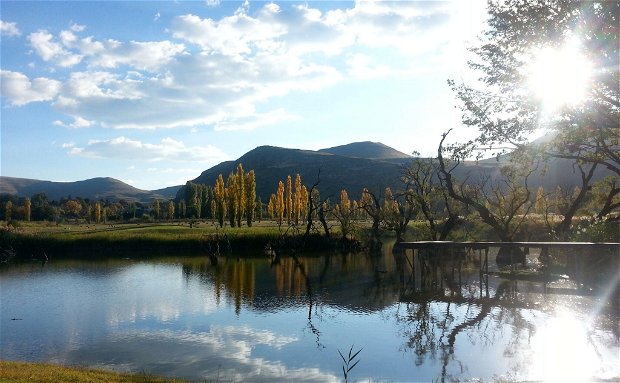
[526,35,593,113]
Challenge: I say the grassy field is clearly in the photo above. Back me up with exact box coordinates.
[0,220,346,259]
[0,360,187,383]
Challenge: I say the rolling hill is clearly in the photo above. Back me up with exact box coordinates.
[0,176,180,202]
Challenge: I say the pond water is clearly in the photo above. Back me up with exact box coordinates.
[1,244,618,382]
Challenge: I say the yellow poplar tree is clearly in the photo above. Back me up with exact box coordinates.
[245,170,256,226]
[293,174,302,225]
[235,164,245,227]
[277,180,285,226]
[95,202,101,223]
[286,175,293,224]
[214,174,227,227]
[226,172,237,227]
[300,185,309,222]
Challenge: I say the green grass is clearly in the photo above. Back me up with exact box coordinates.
[0,220,340,259]
[0,360,187,383]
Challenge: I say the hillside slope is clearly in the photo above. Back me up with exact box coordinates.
[0,176,179,202]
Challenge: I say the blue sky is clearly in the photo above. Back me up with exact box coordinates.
[1,1,486,190]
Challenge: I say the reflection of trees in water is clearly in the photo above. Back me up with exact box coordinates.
[393,250,539,382]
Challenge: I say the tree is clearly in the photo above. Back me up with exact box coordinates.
[235,164,245,227]
[95,202,102,223]
[448,1,619,229]
[226,172,237,227]
[64,200,82,219]
[381,187,416,243]
[276,180,285,226]
[333,189,354,240]
[167,200,175,222]
[5,201,13,222]
[245,170,256,226]
[401,158,462,241]
[438,132,535,243]
[152,200,160,220]
[293,174,302,225]
[24,198,31,222]
[286,175,293,225]
[360,188,383,245]
[213,174,227,227]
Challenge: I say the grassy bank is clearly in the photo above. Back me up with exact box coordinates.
[0,221,349,260]
[0,360,186,383]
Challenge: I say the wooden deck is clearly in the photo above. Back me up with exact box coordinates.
[393,241,620,252]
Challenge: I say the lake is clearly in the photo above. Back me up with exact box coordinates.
[1,243,618,382]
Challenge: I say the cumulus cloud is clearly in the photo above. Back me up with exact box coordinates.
[28,30,83,67]
[53,116,94,128]
[0,20,20,36]
[7,2,479,131]
[0,70,62,106]
[68,136,229,163]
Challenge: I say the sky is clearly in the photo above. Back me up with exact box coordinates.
[1,0,487,190]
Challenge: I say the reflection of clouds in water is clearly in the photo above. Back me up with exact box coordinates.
[69,326,337,382]
[104,264,219,326]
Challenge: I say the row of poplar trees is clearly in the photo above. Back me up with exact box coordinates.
[212,164,256,228]
[266,174,310,226]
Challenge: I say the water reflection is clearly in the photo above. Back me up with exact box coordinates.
[1,244,618,382]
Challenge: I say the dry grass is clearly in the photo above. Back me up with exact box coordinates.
[0,360,187,383]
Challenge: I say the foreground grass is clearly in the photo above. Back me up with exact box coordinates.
[0,360,187,383]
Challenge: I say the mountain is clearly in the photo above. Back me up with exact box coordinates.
[191,144,409,201]
[189,141,612,202]
[319,141,411,160]
[0,176,180,202]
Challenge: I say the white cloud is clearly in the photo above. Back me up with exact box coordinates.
[0,20,20,36]
[53,116,94,129]
[0,70,62,106]
[68,136,229,163]
[205,0,220,7]
[214,108,299,131]
[154,12,161,22]
[70,23,85,32]
[7,2,483,133]
[28,30,83,67]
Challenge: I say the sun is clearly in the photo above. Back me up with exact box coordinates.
[526,36,593,112]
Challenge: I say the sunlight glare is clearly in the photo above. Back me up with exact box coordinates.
[526,36,592,112]
[530,309,598,382]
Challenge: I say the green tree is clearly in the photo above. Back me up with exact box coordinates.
[153,200,160,220]
[24,198,31,222]
[5,201,13,222]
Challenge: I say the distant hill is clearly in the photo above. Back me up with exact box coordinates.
[3,141,610,205]
[190,144,409,201]
[319,141,411,160]
[0,176,180,202]
[188,141,612,202]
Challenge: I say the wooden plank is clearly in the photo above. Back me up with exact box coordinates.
[393,241,620,251]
